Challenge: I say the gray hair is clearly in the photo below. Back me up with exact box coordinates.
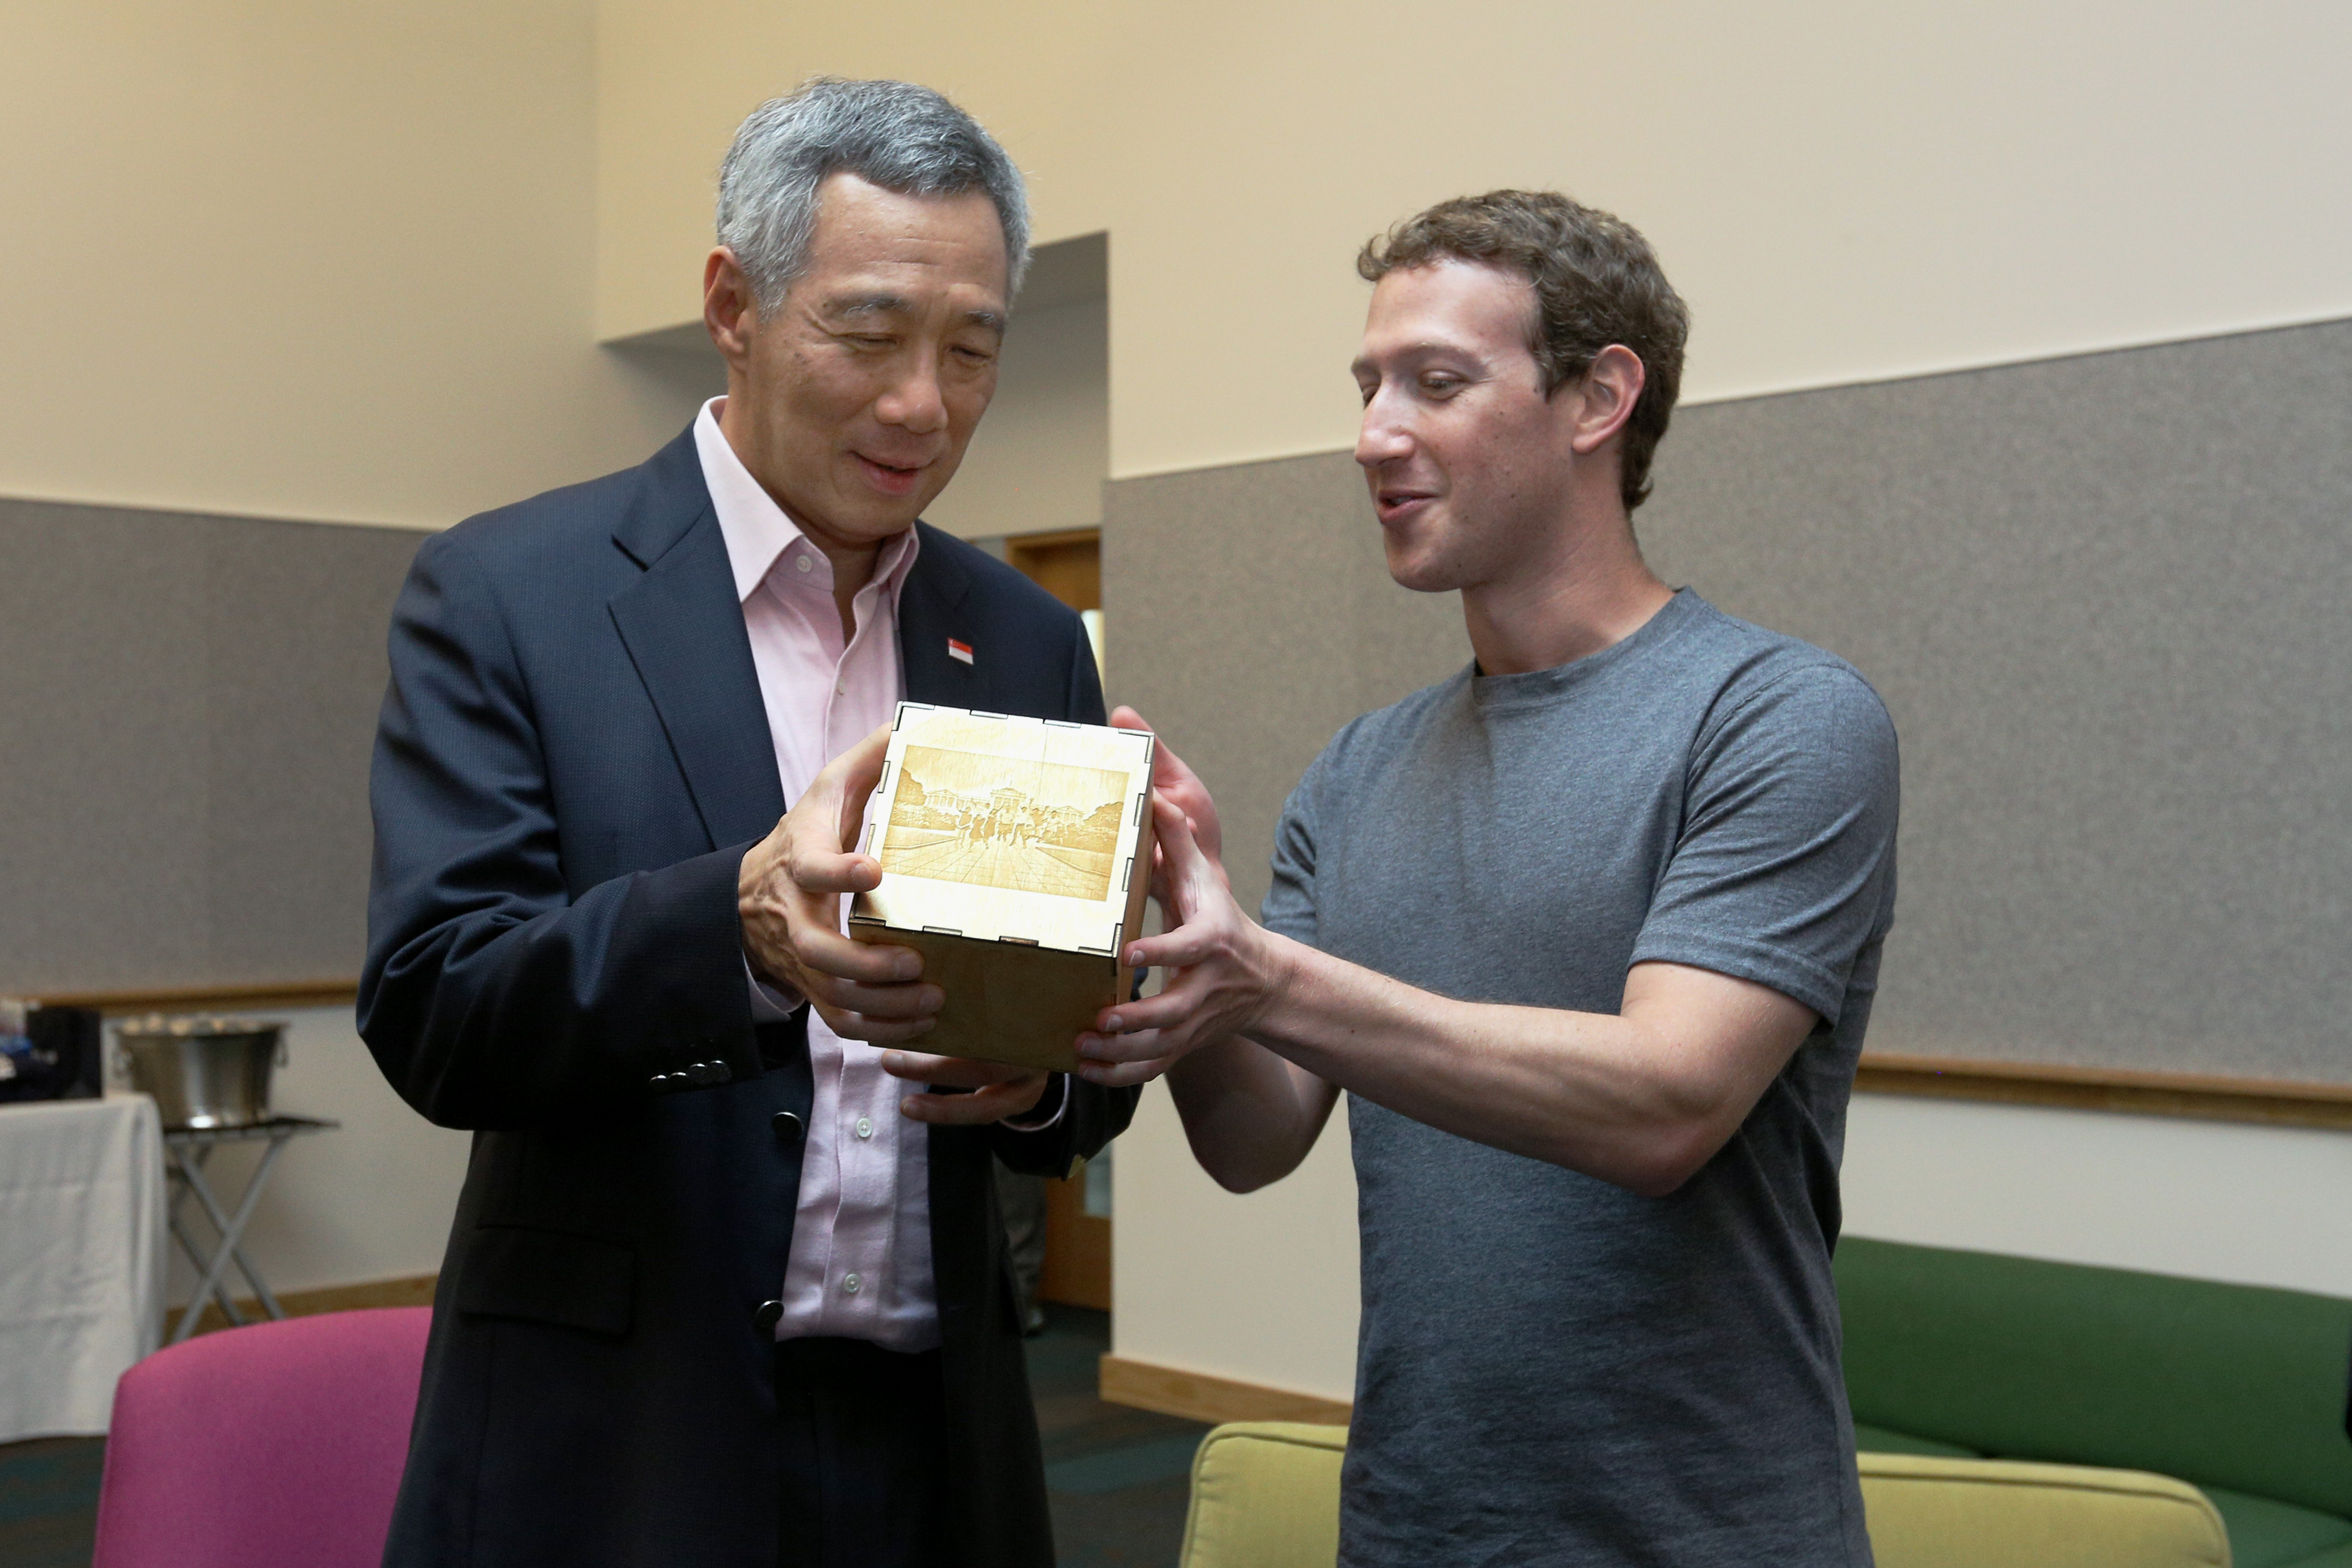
[716,78,1031,312]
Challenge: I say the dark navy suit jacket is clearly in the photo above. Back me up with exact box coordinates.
[362,427,1136,1568]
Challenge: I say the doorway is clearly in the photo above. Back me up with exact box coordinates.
[1004,524,1112,1312]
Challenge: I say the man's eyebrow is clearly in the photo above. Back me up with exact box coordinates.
[820,293,1006,334]
[821,292,912,320]
[1353,342,1474,376]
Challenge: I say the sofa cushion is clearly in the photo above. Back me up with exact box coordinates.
[2199,1484,2352,1568]
[1838,1236,2352,1517]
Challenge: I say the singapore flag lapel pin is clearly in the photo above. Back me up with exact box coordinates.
[947,638,975,666]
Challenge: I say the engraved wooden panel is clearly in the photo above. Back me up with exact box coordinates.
[851,704,1154,1072]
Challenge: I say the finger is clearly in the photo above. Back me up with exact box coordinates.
[1074,1053,1182,1089]
[773,726,894,895]
[894,1076,1051,1125]
[1076,1025,1177,1063]
[782,848,882,897]
[1149,798,1231,918]
[1112,706,1190,790]
[1117,927,1212,978]
[818,723,893,804]
[826,724,893,846]
[802,975,943,1020]
[815,1009,938,1047]
[1118,710,1225,857]
[1089,984,1200,1036]
[787,924,923,985]
[879,1051,1038,1089]
[778,810,882,894]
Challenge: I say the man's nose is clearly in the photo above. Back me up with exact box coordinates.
[876,354,949,434]
[1355,397,1413,468]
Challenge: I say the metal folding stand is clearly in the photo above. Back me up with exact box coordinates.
[162,1115,338,1344]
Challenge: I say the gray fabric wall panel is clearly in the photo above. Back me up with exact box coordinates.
[1103,453,1465,932]
[1105,320,2352,1085]
[0,499,422,993]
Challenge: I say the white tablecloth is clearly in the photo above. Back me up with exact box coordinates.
[0,1092,165,1439]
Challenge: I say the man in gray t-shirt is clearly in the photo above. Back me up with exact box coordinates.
[1082,191,1898,1566]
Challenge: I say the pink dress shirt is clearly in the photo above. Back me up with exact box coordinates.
[694,401,943,1352]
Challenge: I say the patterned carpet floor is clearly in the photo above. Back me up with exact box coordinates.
[0,1303,1203,1567]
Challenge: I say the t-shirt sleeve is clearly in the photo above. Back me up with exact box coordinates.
[1629,664,1899,1025]
[1259,767,1323,948]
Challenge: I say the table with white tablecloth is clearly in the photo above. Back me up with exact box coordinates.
[0,1093,165,1440]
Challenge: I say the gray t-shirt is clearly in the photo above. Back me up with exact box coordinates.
[1262,589,1899,1567]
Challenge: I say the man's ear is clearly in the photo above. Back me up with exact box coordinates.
[703,248,759,371]
[1566,344,1646,456]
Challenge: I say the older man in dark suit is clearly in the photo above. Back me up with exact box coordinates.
[362,79,1134,1568]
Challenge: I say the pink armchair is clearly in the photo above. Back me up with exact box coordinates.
[91,1307,430,1568]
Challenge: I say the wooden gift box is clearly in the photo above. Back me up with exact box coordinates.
[849,703,1156,1073]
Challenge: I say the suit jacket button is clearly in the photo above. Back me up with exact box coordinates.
[753,1299,784,1333]
[772,1110,806,1143]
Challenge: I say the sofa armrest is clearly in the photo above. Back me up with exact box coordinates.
[1178,1422,1348,1568]
[1860,1452,2230,1568]
[1176,1427,2231,1568]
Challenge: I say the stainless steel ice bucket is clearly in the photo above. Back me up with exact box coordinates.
[114,1016,287,1129]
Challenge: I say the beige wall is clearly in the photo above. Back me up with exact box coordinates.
[595,0,2352,481]
[2,0,710,530]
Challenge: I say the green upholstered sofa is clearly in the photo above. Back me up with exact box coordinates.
[1178,1427,2234,1568]
[1173,1239,2352,1568]
[1839,1237,2352,1568]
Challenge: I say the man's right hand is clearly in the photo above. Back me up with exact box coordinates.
[738,724,943,1045]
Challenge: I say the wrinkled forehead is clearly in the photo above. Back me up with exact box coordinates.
[797,172,1011,317]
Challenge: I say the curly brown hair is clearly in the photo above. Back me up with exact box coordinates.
[1359,190,1688,514]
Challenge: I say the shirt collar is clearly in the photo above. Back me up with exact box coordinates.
[692,397,920,606]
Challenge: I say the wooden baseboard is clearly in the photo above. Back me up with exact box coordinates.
[173,1272,436,1339]
[1855,1052,2352,1131]
[1099,1354,1351,1428]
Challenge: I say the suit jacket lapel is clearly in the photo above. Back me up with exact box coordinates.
[899,521,993,711]
[607,430,786,849]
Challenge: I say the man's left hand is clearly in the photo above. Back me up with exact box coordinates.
[882,1051,1051,1125]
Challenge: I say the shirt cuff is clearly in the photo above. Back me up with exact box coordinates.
[744,955,802,1023]
[998,1073,1069,1133]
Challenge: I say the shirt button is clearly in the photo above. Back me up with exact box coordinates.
[842,1273,862,1295]
[855,1116,874,1140]
[835,684,846,697]
[795,555,813,573]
